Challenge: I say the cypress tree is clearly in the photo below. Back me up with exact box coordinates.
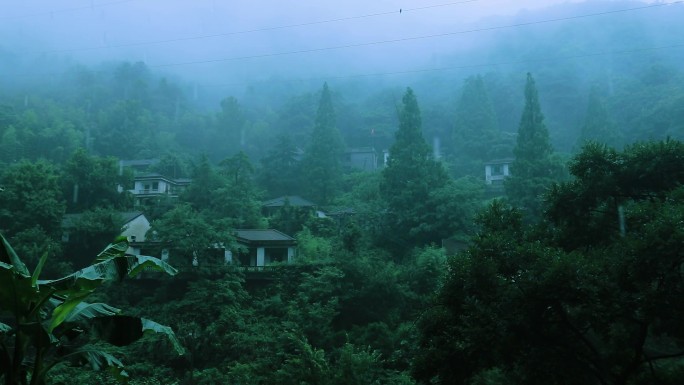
[451,75,501,177]
[380,88,449,251]
[514,73,553,171]
[301,83,344,205]
[506,73,563,219]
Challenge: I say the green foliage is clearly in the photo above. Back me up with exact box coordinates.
[268,204,313,236]
[301,83,345,205]
[181,155,223,210]
[150,153,190,179]
[512,73,552,161]
[62,207,125,270]
[258,134,301,197]
[547,139,684,250]
[0,160,66,238]
[213,151,264,227]
[180,154,265,228]
[295,227,334,261]
[147,204,235,268]
[7,226,65,277]
[62,148,131,212]
[505,73,566,220]
[450,75,510,177]
[577,86,622,149]
[94,99,153,159]
[416,140,684,385]
[0,234,181,385]
[335,171,384,248]
[417,176,486,242]
[379,88,452,253]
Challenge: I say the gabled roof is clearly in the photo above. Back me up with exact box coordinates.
[262,195,316,208]
[484,158,515,165]
[120,211,146,224]
[344,147,376,154]
[119,159,159,168]
[134,173,192,184]
[235,229,295,242]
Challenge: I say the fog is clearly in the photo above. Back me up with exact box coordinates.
[3,0,679,98]
[3,3,684,383]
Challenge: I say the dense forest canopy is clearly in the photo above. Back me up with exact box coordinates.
[2,1,684,384]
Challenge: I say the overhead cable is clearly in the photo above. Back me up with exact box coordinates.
[28,0,479,54]
[150,1,683,68]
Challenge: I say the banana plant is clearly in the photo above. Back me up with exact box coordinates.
[0,233,184,385]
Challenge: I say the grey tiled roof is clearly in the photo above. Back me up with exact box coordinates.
[235,229,295,242]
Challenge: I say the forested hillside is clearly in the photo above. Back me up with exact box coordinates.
[2,1,684,384]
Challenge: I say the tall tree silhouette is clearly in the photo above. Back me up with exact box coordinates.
[505,73,564,219]
[301,83,344,205]
[380,88,451,253]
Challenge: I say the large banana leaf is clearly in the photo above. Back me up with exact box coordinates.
[49,292,116,332]
[1,233,183,384]
[0,261,38,316]
[0,233,28,277]
[68,349,129,383]
[141,318,185,355]
[92,316,185,355]
[64,302,121,324]
[0,233,33,316]
[40,254,178,295]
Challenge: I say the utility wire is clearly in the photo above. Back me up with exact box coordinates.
[150,1,683,68]
[30,0,479,54]
[0,0,141,20]
[196,42,684,88]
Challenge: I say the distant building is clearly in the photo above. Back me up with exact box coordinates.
[484,158,513,185]
[129,173,191,206]
[341,147,379,171]
[262,195,324,217]
[227,229,297,267]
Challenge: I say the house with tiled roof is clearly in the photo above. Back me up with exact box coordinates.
[484,158,513,186]
[226,229,297,267]
[262,195,327,218]
[129,173,192,206]
[263,195,316,209]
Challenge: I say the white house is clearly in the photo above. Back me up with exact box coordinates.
[129,173,191,206]
[484,158,513,185]
[228,229,297,267]
[120,212,151,256]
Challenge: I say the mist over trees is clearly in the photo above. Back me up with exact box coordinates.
[2,1,684,384]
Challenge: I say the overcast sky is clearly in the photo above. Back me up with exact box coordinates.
[0,0,678,90]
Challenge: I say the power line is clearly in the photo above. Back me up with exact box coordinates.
[195,42,684,88]
[150,1,683,68]
[31,0,479,54]
[0,0,141,21]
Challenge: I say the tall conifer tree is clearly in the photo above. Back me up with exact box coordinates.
[451,75,503,177]
[301,83,344,205]
[380,88,450,251]
[505,73,563,219]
